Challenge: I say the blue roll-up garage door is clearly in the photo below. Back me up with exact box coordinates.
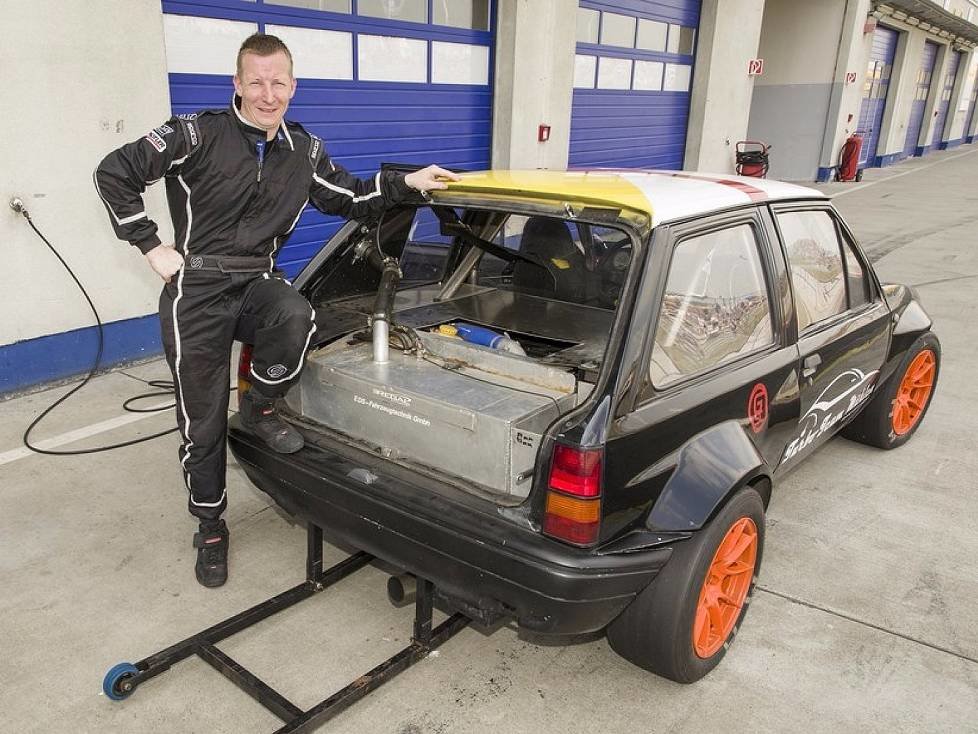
[933,50,964,150]
[856,25,898,168]
[161,1,493,278]
[570,1,700,170]
[904,41,938,158]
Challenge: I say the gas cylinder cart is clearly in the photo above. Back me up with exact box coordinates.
[102,524,471,734]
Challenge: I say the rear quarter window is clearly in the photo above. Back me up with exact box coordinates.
[651,223,774,388]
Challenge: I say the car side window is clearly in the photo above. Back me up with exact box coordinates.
[777,211,846,332]
[650,223,774,388]
[840,232,872,309]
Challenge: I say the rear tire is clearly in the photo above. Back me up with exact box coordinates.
[606,487,764,683]
[842,332,940,449]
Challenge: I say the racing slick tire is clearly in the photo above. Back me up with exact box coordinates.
[842,332,940,450]
[606,487,764,683]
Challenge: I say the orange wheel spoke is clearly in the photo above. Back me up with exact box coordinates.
[707,599,724,631]
[720,559,753,578]
[716,589,739,607]
[693,606,709,649]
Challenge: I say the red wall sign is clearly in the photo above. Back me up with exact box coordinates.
[748,58,764,76]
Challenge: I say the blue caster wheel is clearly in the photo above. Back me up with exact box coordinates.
[103,662,139,701]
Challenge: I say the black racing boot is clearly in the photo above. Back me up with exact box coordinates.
[193,519,229,588]
[239,390,304,454]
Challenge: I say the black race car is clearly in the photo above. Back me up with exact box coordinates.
[228,170,939,683]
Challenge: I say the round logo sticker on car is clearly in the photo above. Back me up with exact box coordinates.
[748,383,768,433]
[267,364,288,379]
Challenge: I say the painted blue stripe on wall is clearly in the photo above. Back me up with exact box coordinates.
[816,166,836,183]
[875,151,904,168]
[0,315,162,396]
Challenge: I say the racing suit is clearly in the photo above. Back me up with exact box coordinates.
[95,97,413,520]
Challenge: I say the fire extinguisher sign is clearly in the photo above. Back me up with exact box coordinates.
[748,58,764,76]
[845,71,858,85]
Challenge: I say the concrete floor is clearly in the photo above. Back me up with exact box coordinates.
[2,147,977,733]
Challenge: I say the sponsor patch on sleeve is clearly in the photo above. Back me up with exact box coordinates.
[181,119,199,147]
[145,130,167,152]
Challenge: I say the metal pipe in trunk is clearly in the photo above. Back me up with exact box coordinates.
[372,258,401,364]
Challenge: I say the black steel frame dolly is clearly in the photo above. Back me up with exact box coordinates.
[102,524,470,733]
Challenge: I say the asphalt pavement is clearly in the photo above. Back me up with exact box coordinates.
[1,146,976,733]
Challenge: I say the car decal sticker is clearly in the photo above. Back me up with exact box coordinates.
[782,367,879,462]
[748,383,768,433]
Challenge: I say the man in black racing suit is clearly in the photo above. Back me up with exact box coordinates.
[94,33,457,587]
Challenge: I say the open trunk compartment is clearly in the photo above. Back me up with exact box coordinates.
[289,330,578,498]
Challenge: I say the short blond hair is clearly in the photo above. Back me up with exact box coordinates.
[236,33,294,77]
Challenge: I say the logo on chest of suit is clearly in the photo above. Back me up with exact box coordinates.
[189,256,204,269]
[310,136,321,162]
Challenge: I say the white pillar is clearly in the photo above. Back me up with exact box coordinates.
[684,0,766,174]
[491,0,577,170]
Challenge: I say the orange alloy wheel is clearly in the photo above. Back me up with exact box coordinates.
[892,350,936,436]
[692,517,758,659]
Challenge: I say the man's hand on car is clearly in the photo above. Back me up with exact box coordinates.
[404,165,461,192]
[145,243,185,283]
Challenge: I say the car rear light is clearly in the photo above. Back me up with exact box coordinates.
[548,444,602,497]
[542,444,603,546]
[543,492,601,545]
[237,343,254,406]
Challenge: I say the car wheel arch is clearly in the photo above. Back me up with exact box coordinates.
[646,420,771,533]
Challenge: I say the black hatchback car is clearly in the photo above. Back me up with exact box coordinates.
[228,170,940,683]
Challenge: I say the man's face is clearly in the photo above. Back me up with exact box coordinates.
[233,51,296,136]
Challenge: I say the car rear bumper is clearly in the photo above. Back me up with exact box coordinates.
[228,417,671,635]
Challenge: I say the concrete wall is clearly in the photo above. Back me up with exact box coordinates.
[491,0,577,170]
[1,1,171,347]
[747,0,872,181]
[684,0,766,174]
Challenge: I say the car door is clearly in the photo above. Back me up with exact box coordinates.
[605,208,800,538]
[771,203,890,470]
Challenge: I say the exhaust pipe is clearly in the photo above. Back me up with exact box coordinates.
[387,573,417,606]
